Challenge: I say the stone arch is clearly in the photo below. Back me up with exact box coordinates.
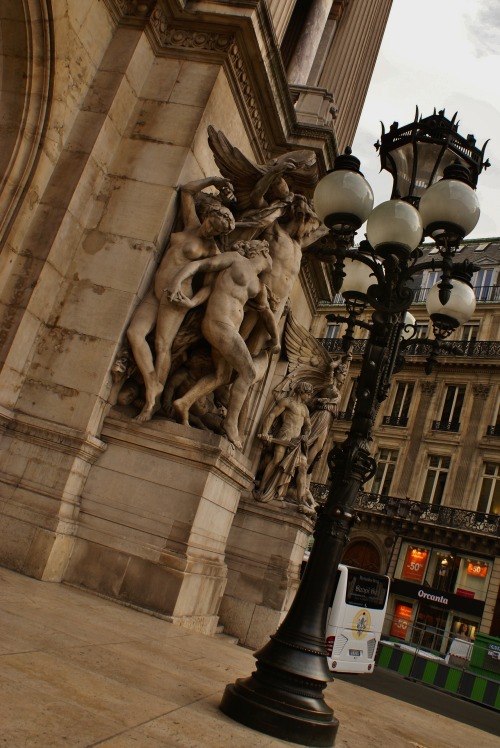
[342,538,382,573]
[0,0,53,246]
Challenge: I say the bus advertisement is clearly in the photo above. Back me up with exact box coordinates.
[325,564,390,674]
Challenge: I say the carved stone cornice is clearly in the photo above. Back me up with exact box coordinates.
[147,6,274,159]
[103,0,156,25]
[472,383,491,400]
[106,0,336,164]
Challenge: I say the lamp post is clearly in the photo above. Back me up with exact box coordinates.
[219,110,489,747]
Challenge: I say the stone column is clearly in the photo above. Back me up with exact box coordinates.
[318,0,392,149]
[287,0,333,85]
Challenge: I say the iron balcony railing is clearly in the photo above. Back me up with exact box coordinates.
[382,415,409,427]
[318,338,500,358]
[432,420,461,432]
[323,286,500,306]
[309,485,500,536]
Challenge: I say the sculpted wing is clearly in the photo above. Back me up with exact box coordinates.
[267,312,336,400]
[207,126,266,211]
[272,151,318,198]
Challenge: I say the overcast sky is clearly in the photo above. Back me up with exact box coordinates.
[352,0,500,240]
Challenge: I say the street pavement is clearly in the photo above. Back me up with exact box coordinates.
[0,566,498,748]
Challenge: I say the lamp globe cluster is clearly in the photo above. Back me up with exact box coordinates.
[313,143,483,332]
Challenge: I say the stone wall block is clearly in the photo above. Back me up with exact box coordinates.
[138,57,182,102]
[66,0,96,35]
[131,100,204,147]
[169,62,220,108]
[15,382,99,431]
[28,331,117,396]
[108,76,143,138]
[124,33,156,98]
[53,283,136,341]
[60,420,253,630]
[98,179,176,242]
[110,139,190,187]
[0,515,38,573]
[74,232,158,294]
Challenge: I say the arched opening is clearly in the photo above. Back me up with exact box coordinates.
[0,0,53,245]
[342,539,381,572]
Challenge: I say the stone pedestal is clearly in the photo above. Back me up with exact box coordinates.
[63,412,254,635]
[218,495,314,649]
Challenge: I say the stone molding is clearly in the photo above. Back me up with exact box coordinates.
[0,406,106,464]
[103,411,254,489]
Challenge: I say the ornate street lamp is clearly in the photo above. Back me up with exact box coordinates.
[220,111,489,746]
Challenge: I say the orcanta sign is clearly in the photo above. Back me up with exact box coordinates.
[417,589,449,605]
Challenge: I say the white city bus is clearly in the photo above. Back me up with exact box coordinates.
[325,564,390,674]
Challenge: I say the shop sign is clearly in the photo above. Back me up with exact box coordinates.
[390,602,412,639]
[417,589,449,605]
[467,562,488,578]
[456,588,475,599]
[402,547,428,583]
[390,579,485,616]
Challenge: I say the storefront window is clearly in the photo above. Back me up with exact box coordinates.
[389,541,489,653]
[390,601,413,639]
[401,546,428,583]
[451,616,476,641]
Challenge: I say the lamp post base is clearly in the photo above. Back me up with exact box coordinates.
[220,676,339,747]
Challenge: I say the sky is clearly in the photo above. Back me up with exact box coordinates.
[352,0,500,240]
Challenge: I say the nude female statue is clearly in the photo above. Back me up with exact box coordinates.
[126,176,235,422]
[165,239,280,449]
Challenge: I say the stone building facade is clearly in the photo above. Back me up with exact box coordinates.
[311,239,500,652]
[0,0,392,647]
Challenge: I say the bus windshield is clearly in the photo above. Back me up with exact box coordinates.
[346,570,389,610]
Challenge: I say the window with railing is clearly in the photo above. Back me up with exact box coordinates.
[325,322,342,339]
[413,270,440,303]
[460,322,479,342]
[477,463,500,515]
[383,382,414,427]
[415,322,429,338]
[421,455,450,506]
[370,448,398,495]
[473,267,498,301]
[432,384,466,432]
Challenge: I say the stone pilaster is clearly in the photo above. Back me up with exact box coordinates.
[393,380,437,496]
[451,383,491,506]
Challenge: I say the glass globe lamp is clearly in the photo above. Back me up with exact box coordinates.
[314,148,374,232]
[366,199,423,259]
[426,278,476,337]
[419,162,480,242]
